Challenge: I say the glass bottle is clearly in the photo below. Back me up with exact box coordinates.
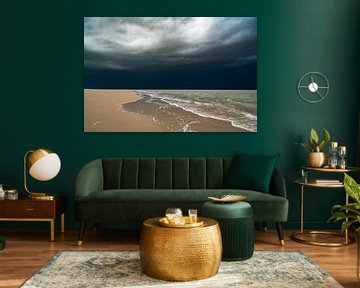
[165,208,183,224]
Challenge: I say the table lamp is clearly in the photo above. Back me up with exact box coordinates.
[24,148,61,199]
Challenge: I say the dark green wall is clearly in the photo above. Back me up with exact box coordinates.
[1,0,359,230]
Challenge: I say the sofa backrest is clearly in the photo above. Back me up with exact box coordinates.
[102,158,234,189]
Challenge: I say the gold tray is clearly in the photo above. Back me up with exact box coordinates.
[208,194,246,203]
[159,216,204,228]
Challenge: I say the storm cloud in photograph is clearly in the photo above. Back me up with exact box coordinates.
[84,17,257,89]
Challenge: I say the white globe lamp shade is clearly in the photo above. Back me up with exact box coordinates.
[28,150,61,181]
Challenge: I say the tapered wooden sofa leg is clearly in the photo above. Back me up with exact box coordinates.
[262,222,268,232]
[276,222,285,246]
[78,222,86,246]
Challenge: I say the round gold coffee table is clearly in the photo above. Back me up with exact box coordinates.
[139,217,222,281]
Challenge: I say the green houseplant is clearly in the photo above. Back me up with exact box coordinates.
[296,128,330,167]
[329,173,360,280]
[329,173,360,234]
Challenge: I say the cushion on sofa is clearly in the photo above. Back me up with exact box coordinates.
[74,189,288,223]
[76,188,283,203]
[223,153,280,193]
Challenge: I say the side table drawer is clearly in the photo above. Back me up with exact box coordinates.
[2,201,55,218]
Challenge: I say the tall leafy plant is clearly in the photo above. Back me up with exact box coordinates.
[296,128,331,152]
[329,173,360,233]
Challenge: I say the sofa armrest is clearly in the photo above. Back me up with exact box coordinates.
[75,159,104,199]
[269,168,287,198]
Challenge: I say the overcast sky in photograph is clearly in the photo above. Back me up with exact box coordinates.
[84,17,257,89]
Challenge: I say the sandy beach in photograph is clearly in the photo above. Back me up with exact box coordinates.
[84,89,163,132]
[84,89,248,132]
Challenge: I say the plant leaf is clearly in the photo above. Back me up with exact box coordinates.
[323,129,330,144]
[329,212,357,221]
[317,140,325,152]
[344,173,360,204]
[308,137,316,152]
[341,220,358,234]
[331,203,360,215]
[295,142,312,152]
[310,128,319,144]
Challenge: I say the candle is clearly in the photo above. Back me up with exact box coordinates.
[330,142,338,148]
[337,146,347,169]
[338,146,346,153]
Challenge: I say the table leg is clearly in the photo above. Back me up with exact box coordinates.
[61,213,65,234]
[345,193,349,243]
[50,219,55,242]
[300,185,304,233]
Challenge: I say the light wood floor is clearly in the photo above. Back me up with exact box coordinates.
[0,228,358,288]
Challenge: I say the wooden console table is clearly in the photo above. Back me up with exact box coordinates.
[0,195,66,241]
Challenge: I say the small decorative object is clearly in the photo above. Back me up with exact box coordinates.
[337,146,347,169]
[24,148,61,199]
[174,216,185,225]
[296,128,330,168]
[5,189,18,200]
[159,216,203,228]
[0,184,4,200]
[329,173,360,280]
[188,209,198,223]
[301,169,308,183]
[297,72,329,103]
[208,194,246,203]
[165,207,183,224]
[328,142,338,169]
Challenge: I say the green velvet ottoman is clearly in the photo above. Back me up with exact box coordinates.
[201,201,254,261]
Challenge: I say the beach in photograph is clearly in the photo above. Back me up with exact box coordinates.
[84,89,163,132]
[84,89,257,132]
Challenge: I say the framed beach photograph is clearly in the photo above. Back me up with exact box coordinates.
[84,17,257,132]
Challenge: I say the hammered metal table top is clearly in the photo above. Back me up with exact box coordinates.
[143,217,217,229]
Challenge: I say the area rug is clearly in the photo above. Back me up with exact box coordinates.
[21,251,342,288]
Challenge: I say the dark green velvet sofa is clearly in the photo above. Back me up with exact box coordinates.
[74,157,288,245]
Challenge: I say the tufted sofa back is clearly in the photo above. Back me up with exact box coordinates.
[102,158,233,190]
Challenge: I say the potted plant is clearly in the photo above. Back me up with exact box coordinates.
[296,128,330,167]
[329,173,360,279]
[329,173,360,233]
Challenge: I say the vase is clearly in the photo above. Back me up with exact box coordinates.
[308,152,328,168]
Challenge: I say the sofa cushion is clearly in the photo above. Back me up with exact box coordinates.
[75,189,288,222]
[224,153,280,193]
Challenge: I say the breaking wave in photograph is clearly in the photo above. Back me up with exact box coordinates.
[135,90,257,132]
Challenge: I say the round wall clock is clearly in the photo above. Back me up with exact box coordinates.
[297,72,329,103]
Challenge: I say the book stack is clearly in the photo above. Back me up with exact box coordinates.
[314,179,341,185]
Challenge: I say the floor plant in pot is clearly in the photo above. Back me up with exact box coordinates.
[329,173,360,279]
[296,128,330,167]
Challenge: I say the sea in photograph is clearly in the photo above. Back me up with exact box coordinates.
[124,90,257,132]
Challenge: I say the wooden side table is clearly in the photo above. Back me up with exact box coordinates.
[0,195,66,241]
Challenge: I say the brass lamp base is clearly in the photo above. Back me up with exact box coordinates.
[28,193,55,200]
